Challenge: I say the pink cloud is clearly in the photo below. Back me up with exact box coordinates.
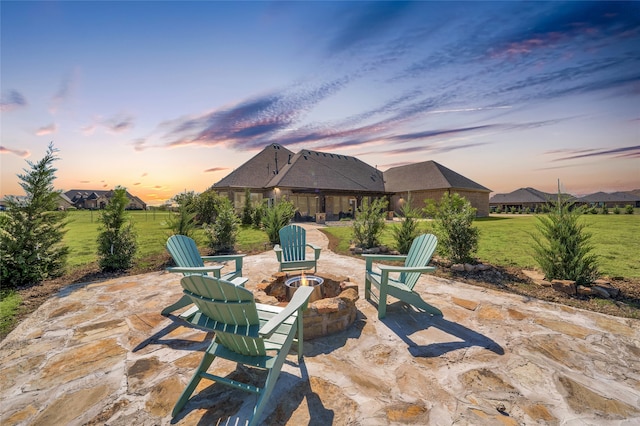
[35,123,57,136]
[0,146,30,158]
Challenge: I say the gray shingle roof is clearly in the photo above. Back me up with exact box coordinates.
[213,144,294,189]
[267,149,385,192]
[577,191,640,203]
[384,161,490,193]
[489,187,556,204]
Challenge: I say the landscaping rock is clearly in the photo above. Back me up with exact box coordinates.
[551,279,577,295]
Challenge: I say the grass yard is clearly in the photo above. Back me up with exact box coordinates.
[322,214,640,279]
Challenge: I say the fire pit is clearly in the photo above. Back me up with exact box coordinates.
[285,275,324,304]
[255,273,359,339]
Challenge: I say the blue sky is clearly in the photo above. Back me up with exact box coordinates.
[1,1,639,204]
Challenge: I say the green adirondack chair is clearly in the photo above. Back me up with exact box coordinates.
[172,274,314,425]
[163,235,247,317]
[274,224,321,273]
[364,233,442,319]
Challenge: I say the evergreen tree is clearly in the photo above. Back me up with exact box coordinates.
[532,190,599,285]
[97,186,138,271]
[0,143,69,287]
[430,193,479,264]
[353,197,387,249]
[205,197,239,253]
[392,195,421,254]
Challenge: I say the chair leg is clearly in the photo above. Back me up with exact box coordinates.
[161,294,192,316]
[172,346,217,418]
[249,349,289,426]
[296,314,304,362]
[378,286,388,319]
[364,277,371,300]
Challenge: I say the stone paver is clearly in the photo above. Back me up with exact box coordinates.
[1,224,639,425]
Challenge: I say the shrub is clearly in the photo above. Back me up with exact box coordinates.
[205,197,239,253]
[430,193,479,264]
[97,186,138,271]
[495,206,502,214]
[613,205,621,214]
[353,197,387,249]
[241,188,254,226]
[392,196,420,254]
[263,200,296,245]
[166,201,197,239]
[601,205,608,215]
[0,143,69,288]
[194,190,222,225]
[625,205,634,214]
[531,192,599,285]
[252,200,267,228]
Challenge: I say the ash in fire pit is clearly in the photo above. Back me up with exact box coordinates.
[285,275,324,303]
[255,272,359,339]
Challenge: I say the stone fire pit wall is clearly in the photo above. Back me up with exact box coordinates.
[254,272,359,340]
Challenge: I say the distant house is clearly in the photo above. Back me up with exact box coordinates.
[489,187,559,212]
[211,143,491,219]
[65,189,147,210]
[577,192,640,208]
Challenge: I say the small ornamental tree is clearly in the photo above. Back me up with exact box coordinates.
[392,195,421,254]
[353,197,387,249]
[263,200,296,245]
[241,188,254,226]
[205,197,239,253]
[97,186,138,271]
[532,191,599,285]
[430,193,479,264]
[0,143,69,287]
[166,199,197,239]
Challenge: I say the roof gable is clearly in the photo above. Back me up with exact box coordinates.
[267,149,385,192]
[489,187,557,203]
[384,161,490,193]
[213,143,294,189]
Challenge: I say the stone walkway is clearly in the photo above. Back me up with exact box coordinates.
[1,224,639,425]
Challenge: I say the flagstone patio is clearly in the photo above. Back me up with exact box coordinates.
[1,224,639,425]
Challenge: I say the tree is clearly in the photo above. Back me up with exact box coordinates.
[0,143,69,287]
[205,197,239,253]
[532,191,599,285]
[430,193,479,264]
[97,186,138,271]
[241,188,254,226]
[392,195,421,254]
[353,197,387,249]
[263,199,296,245]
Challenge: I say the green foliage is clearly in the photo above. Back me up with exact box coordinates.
[263,200,296,245]
[613,205,621,215]
[194,190,222,225]
[392,197,420,254]
[353,197,387,248]
[165,203,197,239]
[0,290,21,337]
[531,192,599,285]
[0,143,69,288]
[205,198,239,253]
[97,186,138,271]
[601,205,609,215]
[241,188,254,226]
[252,200,267,228]
[431,193,479,264]
[625,205,634,214]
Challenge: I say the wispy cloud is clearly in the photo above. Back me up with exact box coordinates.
[0,146,30,158]
[204,167,228,173]
[35,123,57,136]
[0,90,27,112]
[105,114,135,133]
[549,145,640,161]
[50,70,79,113]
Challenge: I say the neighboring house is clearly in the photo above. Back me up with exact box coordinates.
[489,187,558,212]
[56,193,74,210]
[212,143,491,219]
[65,189,147,210]
[577,191,640,208]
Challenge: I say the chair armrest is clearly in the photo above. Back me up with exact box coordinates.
[259,286,314,338]
[307,243,322,260]
[377,265,436,274]
[362,254,407,271]
[274,245,283,262]
[202,254,245,274]
[166,265,223,275]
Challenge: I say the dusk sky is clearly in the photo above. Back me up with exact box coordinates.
[1,1,639,205]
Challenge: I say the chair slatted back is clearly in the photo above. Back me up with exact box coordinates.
[401,234,438,290]
[181,275,265,356]
[167,235,205,272]
[279,225,307,262]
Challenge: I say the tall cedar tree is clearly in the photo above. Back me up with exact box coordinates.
[431,193,479,264]
[0,143,69,287]
[97,187,138,271]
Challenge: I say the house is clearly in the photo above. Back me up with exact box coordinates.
[384,161,491,217]
[489,187,559,212]
[577,191,640,208]
[211,143,491,219]
[65,189,147,210]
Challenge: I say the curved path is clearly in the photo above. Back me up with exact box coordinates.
[2,223,639,425]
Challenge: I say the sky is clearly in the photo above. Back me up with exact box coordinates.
[1,1,639,205]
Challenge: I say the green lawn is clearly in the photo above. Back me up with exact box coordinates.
[322,214,640,279]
